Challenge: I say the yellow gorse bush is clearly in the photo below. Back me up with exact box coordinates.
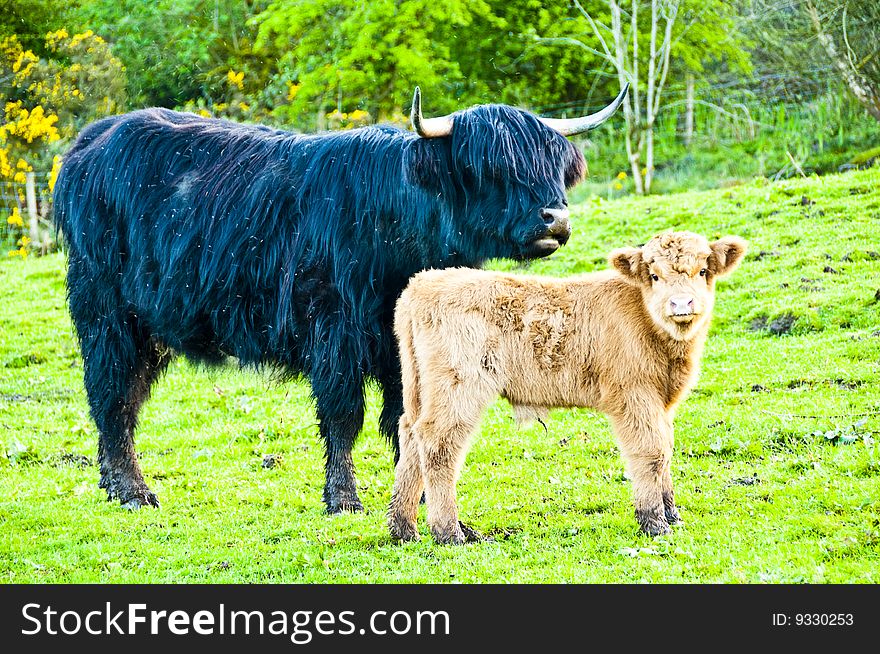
[7,233,30,258]
[227,70,245,91]
[48,155,62,194]
[1,29,123,256]
[2,102,60,144]
[6,207,23,228]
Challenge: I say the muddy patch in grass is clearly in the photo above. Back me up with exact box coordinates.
[55,453,93,468]
[727,473,760,487]
[750,312,797,335]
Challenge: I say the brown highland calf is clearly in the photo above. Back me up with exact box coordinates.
[389,231,746,543]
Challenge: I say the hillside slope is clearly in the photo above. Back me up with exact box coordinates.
[1,168,878,583]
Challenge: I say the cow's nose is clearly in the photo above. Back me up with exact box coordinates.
[669,296,695,316]
[540,207,571,242]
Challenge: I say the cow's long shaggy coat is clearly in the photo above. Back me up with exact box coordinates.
[53,105,586,511]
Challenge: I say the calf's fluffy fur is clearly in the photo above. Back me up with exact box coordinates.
[389,231,746,543]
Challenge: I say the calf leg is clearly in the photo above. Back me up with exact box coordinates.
[611,401,674,536]
[415,405,488,545]
[388,415,422,542]
[657,409,681,524]
[661,456,681,525]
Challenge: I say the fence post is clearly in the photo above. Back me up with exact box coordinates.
[26,171,39,244]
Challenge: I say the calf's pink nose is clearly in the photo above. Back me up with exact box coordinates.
[669,296,695,315]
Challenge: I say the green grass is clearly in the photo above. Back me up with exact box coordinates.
[2,168,879,583]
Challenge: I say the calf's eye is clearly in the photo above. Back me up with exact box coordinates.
[699,268,707,277]
[650,274,659,282]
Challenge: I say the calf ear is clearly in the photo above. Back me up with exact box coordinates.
[609,247,643,280]
[709,236,747,277]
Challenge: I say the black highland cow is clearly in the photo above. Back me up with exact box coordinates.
[53,86,627,512]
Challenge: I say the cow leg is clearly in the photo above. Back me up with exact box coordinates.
[388,414,422,542]
[77,311,171,509]
[610,401,673,536]
[312,376,366,514]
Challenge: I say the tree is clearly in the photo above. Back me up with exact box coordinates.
[536,0,751,194]
[805,0,880,122]
[72,0,269,107]
[1,29,125,253]
[0,0,76,56]
[255,0,504,128]
[454,0,605,111]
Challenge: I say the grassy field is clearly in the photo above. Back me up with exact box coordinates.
[1,168,879,583]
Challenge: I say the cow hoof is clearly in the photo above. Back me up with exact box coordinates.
[325,498,365,514]
[115,488,160,510]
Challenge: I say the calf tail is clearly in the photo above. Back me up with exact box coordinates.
[393,294,421,427]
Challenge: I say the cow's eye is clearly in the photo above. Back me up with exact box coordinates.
[650,274,659,282]
[699,268,707,277]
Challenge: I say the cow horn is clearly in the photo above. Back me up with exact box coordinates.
[539,83,630,136]
[410,86,453,138]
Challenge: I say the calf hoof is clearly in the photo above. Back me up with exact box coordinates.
[662,492,682,524]
[389,516,420,543]
[458,522,488,543]
[664,506,682,525]
[432,521,486,545]
[636,508,671,536]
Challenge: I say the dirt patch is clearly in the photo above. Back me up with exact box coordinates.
[842,250,880,262]
[56,453,93,468]
[750,313,796,335]
[4,352,48,368]
[798,277,823,292]
[261,453,283,469]
[727,474,760,487]
[751,250,779,261]
[486,527,522,540]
